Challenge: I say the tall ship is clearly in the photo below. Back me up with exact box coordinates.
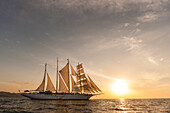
[21,59,102,100]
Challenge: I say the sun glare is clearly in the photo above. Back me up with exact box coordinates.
[112,80,129,95]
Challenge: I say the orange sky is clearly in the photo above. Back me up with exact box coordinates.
[1,0,170,99]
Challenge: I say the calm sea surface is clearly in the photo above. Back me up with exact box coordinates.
[0,98,170,113]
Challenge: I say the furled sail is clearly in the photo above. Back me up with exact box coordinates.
[58,74,68,92]
[76,74,86,81]
[71,65,77,76]
[46,73,56,92]
[76,64,83,70]
[76,70,86,87]
[76,69,84,75]
[59,63,69,90]
[76,77,88,85]
[36,64,47,92]
[87,75,102,92]
[76,80,88,86]
[71,76,80,92]
[76,63,92,93]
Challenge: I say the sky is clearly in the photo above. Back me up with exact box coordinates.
[1,0,170,99]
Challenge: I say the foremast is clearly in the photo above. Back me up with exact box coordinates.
[75,63,102,94]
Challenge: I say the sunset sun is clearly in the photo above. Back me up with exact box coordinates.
[112,80,129,95]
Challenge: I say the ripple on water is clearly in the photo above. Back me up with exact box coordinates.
[1,98,170,112]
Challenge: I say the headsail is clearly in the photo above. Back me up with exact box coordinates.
[59,63,69,90]
[36,64,47,92]
[87,75,102,93]
[46,73,56,92]
[58,74,68,92]
[71,65,77,76]
[86,77,98,92]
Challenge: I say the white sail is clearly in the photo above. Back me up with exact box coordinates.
[84,76,95,93]
[86,77,97,93]
[46,73,56,92]
[71,65,77,76]
[36,64,46,92]
[59,74,68,92]
[36,75,45,91]
[87,75,102,92]
[59,63,69,90]
[71,76,80,93]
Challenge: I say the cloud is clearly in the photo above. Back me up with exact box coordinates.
[83,35,143,55]
[12,80,20,84]
[131,78,155,90]
[16,41,20,44]
[4,38,10,42]
[24,82,32,85]
[147,57,158,65]
[86,68,121,81]
[94,38,121,51]
[124,23,130,27]
[160,58,164,62]
[35,0,169,17]
[123,37,142,51]
[131,28,141,35]
[135,23,140,27]
[0,82,21,92]
[137,12,160,22]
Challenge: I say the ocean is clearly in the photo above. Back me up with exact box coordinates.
[0,98,170,113]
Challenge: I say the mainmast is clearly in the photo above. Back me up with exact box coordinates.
[67,59,70,93]
[56,58,59,93]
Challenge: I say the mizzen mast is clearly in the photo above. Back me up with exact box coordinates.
[56,58,59,92]
[67,59,70,93]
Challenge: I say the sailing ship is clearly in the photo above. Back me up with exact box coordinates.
[21,59,102,100]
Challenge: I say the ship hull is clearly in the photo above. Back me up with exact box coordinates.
[21,93,93,100]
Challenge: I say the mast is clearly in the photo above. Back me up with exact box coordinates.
[56,58,58,93]
[67,59,70,93]
[44,63,47,92]
[78,62,82,94]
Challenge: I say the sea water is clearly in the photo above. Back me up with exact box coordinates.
[0,98,170,113]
